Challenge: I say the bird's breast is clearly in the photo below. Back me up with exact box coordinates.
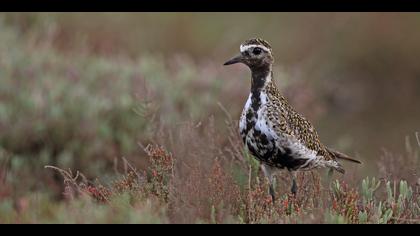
[239,92,319,170]
[239,92,277,161]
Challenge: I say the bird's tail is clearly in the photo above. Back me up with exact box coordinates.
[327,148,362,164]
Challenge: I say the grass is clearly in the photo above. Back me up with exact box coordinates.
[2,139,418,223]
[0,13,419,224]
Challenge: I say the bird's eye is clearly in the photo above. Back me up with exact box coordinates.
[253,47,262,55]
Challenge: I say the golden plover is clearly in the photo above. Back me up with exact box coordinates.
[224,38,361,201]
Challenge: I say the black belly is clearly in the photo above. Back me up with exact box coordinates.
[244,130,308,171]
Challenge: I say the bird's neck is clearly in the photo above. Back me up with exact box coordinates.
[250,64,274,93]
[248,64,275,113]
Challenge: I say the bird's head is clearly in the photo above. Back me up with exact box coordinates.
[223,38,274,70]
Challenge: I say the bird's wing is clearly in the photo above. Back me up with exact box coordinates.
[283,106,335,161]
[265,88,335,161]
[284,106,361,165]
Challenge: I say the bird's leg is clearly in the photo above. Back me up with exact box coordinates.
[261,164,276,203]
[289,171,297,195]
[269,181,276,203]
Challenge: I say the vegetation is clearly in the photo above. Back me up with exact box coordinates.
[0,13,419,223]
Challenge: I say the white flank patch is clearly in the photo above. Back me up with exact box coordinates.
[240,44,271,53]
[275,133,319,170]
[239,93,252,134]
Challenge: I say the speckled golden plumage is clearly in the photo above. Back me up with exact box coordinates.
[224,38,361,199]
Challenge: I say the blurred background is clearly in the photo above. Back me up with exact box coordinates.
[0,13,419,201]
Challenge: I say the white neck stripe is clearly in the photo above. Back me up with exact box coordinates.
[240,44,271,53]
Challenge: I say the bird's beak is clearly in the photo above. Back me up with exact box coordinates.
[223,54,244,66]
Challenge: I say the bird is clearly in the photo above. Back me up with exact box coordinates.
[223,38,361,201]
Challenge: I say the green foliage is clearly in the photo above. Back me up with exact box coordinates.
[376,201,393,224]
[384,180,416,221]
[358,210,368,224]
[0,18,224,193]
[331,179,343,198]
[361,177,381,205]
[325,211,347,224]
[0,20,155,193]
